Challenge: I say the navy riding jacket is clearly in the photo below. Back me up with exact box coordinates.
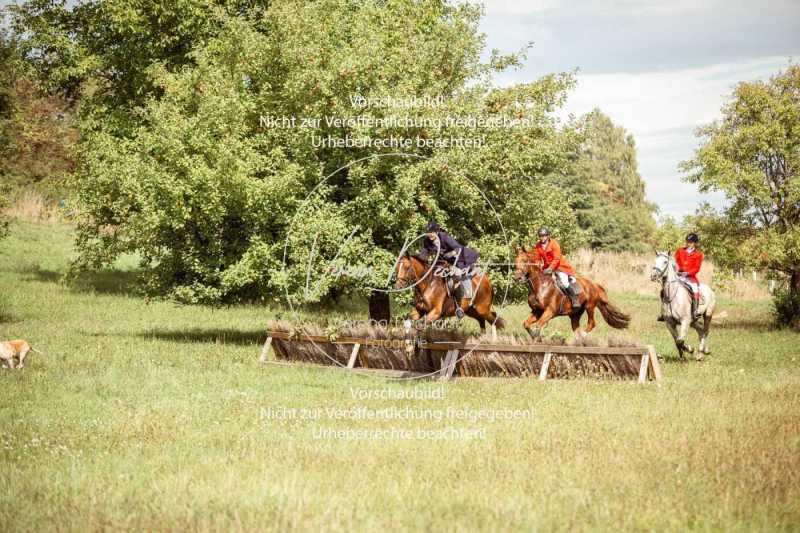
[418,231,479,269]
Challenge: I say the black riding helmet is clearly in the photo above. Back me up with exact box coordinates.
[426,219,440,233]
[538,227,551,237]
[685,232,699,243]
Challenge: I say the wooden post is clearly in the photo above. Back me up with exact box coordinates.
[538,352,552,381]
[638,351,649,384]
[258,336,273,365]
[439,349,459,381]
[646,345,662,382]
[347,343,361,370]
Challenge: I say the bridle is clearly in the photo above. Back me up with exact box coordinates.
[396,260,419,290]
[515,255,546,295]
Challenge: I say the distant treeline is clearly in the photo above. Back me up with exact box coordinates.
[2,2,797,327]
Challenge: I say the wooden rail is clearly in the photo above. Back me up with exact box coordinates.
[258,330,662,383]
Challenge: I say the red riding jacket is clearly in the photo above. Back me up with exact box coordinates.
[674,246,703,284]
[534,239,575,276]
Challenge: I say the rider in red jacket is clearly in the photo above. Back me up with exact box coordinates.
[534,227,580,307]
[675,233,703,316]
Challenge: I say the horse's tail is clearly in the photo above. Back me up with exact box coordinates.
[596,285,630,329]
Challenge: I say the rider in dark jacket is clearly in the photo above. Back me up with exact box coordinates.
[417,220,479,269]
[417,220,479,319]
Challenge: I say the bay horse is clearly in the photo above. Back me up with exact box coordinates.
[394,254,505,334]
[513,247,630,340]
[650,251,716,360]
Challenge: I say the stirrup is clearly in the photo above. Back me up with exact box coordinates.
[455,308,465,319]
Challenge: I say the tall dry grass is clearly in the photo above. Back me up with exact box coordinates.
[0,198,771,301]
[572,248,769,300]
[2,190,64,223]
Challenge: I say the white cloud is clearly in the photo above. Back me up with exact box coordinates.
[480,0,718,17]
[562,57,789,135]
[480,0,558,15]
[554,56,792,217]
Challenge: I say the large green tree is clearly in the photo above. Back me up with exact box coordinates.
[559,109,655,251]
[682,65,800,324]
[23,1,582,307]
[9,0,259,134]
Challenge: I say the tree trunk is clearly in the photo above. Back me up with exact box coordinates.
[368,291,391,323]
[791,271,800,301]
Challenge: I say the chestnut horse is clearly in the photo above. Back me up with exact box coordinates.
[513,247,629,339]
[395,254,505,333]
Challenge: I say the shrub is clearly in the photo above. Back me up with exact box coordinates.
[773,287,800,330]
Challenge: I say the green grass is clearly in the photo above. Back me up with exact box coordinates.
[1,220,799,531]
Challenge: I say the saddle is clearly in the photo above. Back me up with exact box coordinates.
[672,277,705,318]
[677,277,704,302]
[553,274,582,297]
[445,267,479,300]
[552,273,582,308]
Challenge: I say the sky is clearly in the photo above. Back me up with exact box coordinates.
[478,0,800,218]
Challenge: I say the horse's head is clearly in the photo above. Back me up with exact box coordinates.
[650,251,671,281]
[513,246,541,283]
[395,254,426,290]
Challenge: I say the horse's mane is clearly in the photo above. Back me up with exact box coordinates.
[517,248,543,269]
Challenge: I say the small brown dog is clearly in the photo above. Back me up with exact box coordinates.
[0,340,40,369]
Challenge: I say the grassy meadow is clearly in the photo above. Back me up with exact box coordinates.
[1,219,799,531]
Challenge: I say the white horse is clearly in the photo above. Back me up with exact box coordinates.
[650,251,716,360]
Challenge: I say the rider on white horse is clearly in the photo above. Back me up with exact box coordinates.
[658,233,704,321]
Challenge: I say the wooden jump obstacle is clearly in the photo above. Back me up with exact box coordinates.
[258,330,662,383]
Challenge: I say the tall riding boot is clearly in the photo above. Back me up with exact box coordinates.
[570,292,581,308]
[450,273,464,319]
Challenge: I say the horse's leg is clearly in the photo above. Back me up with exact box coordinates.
[531,309,556,341]
[408,308,422,321]
[692,314,712,357]
[523,313,537,339]
[569,312,584,341]
[665,319,684,360]
[424,305,443,324]
[679,316,693,354]
[702,314,712,354]
[675,316,694,357]
[465,306,486,334]
[583,303,597,334]
[690,319,706,361]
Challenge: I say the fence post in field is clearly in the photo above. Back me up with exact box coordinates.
[258,336,273,365]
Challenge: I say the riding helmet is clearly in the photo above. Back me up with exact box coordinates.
[685,232,699,243]
[425,219,440,232]
[537,226,551,237]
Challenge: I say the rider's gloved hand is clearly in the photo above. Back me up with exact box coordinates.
[543,267,553,275]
